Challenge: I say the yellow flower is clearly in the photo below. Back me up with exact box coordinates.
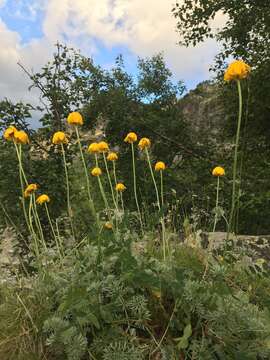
[224,60,251,82]
[4,126,17,141]
[124,132,137,143]
[24,183,38,198]
[14,130,29,145]
[67,111,83,126]
[52,131,68,145]
[155,161,166,171]
[36,194,50,205]
[115,183,126,192]
[88,142,99,153]
[138,137,151,150]
[91,167,102,177]
[107,152,118,161]
[212,166,225,177]
[104,222,113,230]
[98,141,109,153]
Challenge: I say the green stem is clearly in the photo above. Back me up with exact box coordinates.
[32,195,47,251]
[28,195,40,258]
[131,143,143,232]
[228,80,243,236]
[55,218,64,254]
[113,161,119,208]
[212,176,220,233]
[61,144,76,241]
[14,143,32,237]
[17,293,38,333]
[103,153,118,211]
[120,192,125,212]
[75,126,97,221]
[17,144,28,185]
[45,203,63,259]
[145,148,166,260]
[160,170,164,209]
[145,149,161,210]
[94,155,109,209]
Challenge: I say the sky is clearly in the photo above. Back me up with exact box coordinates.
[0,0,225,125]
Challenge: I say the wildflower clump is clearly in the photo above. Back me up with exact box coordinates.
[98,141,109,153]
[115,183,126,192]
[52,131,68,145]
[138,137,151,150]
[24,183,38,198]
[212,166,225,177]
[67,111,83,126]
[88,143,99,153]
[107,152,118,161]
[36,194,50,205]
[4,126,17,141]
[124,132,137,143]
[104,222,113,230]
[224,60,251,82]
[155,161,166,171]
[91,167,102,177]
[14,130,29,144]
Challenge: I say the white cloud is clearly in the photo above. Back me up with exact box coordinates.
[42,0,225,81]
[0,0,226,112]
[0,19,53,103]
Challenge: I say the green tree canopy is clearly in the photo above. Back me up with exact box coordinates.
[172,0,270,66]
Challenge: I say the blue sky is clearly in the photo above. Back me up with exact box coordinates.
[0,0,224,120]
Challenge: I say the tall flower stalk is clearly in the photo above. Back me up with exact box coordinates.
[139,138,167,259]
[32,195,47,251]
[211,166,225,233]
[45,203,63,259]
[131,142,143,230]
[74,126,97,221]
[112,160,119,208]
[228,80,243,235]
[93,155,110,210]
[224,60,250,236]
[14,143,31,234]
[146,152,167,260]
[213,176,220,233]
[61,143,76,241]
[103,152,118,211]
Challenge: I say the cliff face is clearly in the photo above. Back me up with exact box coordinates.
[179,81,227,140]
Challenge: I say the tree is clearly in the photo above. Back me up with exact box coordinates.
[172,0,270,135]
[172,1,270,234]
[172,1,270,65]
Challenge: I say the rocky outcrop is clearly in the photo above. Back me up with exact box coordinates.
[179,81,227,140]
[185,231,270,265]
[0,227,20,284]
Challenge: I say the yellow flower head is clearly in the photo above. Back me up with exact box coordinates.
[224,60,251,82]
[4,126,17,141]
[212,166,225,177]
[88,142,99,153]
[104,222,113,230]
[124,132,137,143]
[67,111,83,126]
[91,167,102,177]
[24,183,38,198]
[107,152,118,161]
[36,194,50,205]
[138,137,151,151]
[98,141,109,153]
[52,131,68,145]
[14,130,29,145]
[115,183,126,192]
[155,161,166,171]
